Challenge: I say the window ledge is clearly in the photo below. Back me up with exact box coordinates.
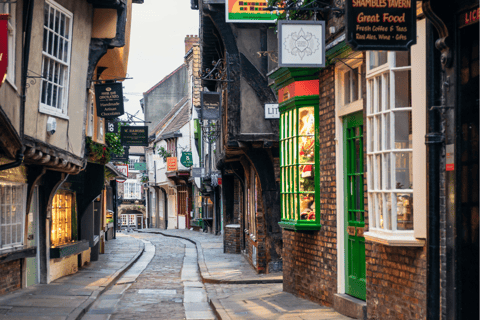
[279,221,321,231]
[39,105,69,120]
[50,240,89,259]
[0,246,36,265]
[364,231,425,247]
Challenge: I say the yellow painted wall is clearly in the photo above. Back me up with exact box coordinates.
[49,254,78,282]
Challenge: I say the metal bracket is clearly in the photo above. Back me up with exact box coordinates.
[200,53,234,83]
[425,133,444,145]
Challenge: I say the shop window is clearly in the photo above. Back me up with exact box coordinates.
[39,0,73,117]
[0,182,27,251]
[365,47,424,246]
[51,190,74,247]
[124,180,141,199]
[121,214,127,226]
[0,3,16,85]
[279,104,320,230]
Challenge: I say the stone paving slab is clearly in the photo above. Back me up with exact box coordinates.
[0,234,144,320]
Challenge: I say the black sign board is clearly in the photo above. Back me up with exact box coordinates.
[111,146,129,162]
[120,126,148,146]
[95,83,125,118]
[106,119,119,133]
[346,0,416,51]
[200,92,221,120]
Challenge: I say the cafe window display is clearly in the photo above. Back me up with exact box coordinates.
[280,104,320,230]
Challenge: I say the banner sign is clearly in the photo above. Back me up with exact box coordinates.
[279,21,326,68]
[120,126,148,146]
[265,104,279,119]
[134,162,147,171]
[167,157,178,172]
[226,0,279,23]
[0,14,8,88]
[180,151,193,167]
[346,0,417,51]
[201,92,221,120]
[111,146,129,162]
[95,83,125,118]
[106,119,119,133]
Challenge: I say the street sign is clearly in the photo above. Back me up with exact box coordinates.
[180,151,193,167]
[94,83,125,118]
[346,0,416,51]
[167,157,178,172]
[120,126,148,146]
[279,20,326,68]
[265,104,279,119]
[201,92,221,120]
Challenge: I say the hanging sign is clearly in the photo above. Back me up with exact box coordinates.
[0,14,8,89]
[226,0,279,23]
[111,146,129,162]
[201,92,221,120]
[180,151,193,167]
[94,83,125,118]
[346,0,417,51]
[120,126,148,146]
[134,162,147,171]
[167,157,178,172]
[191,167,204,178]
[278,20,326,68]
[106,119,119,133]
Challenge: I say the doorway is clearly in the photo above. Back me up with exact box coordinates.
[344,112,366,300]
[26,186,39,287]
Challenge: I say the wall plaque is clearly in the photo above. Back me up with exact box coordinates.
[95,83,125,118]
[120,126,148,147]
[346,0,416,51]
[201,92,221,120]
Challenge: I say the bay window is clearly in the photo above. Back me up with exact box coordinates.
[0,182,27,250]
[40,0,72,117]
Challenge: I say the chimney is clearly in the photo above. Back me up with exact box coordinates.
[185,35,199,54]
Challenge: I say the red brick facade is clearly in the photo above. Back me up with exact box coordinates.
[0,260,22,295]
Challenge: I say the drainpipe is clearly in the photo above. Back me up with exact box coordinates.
[425,21,442,320]
[0,0,34,171]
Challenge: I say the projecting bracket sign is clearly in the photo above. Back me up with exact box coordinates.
[345,0,417,51]
[120,126,148,147]
[201,92,221,120]
[95,83,125,118]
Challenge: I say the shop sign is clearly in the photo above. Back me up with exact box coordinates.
[106,119,119,133]
[111,146,129,162]
[0,15,8,88]
[180,151,193,167]
[134,162,147,171]
[278,20,326,68]
[191,167,204,178]
[346,0,417,51]
[167,157,178,172]
[94,83,125,118]
[120,126,148,146]
[201,92,221,120]
[459,7,479,28]
[115,164,129,177]
[226,0,279,23]
[265,104,279,119]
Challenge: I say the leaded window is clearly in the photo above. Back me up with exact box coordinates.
[0,182,27,250]
[40,0,72,116]
[280,103,320,230]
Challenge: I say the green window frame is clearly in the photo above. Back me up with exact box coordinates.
[279,96,321,231]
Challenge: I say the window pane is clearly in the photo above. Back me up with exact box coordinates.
[299,165,315,192]
[298,107,315,135]
[300,194,315,220]
[368,80,374,114]
[376,115,382,151]
[375,155,382,190]
[383,153,391,190]
[384,113,391,150]
[378,76,383,111]
[385,193,392,230]
[395,152,412,190]
[376,193,384,229]
[396,193,413,230]
[394,111,412,149]
[369,51,388,69]
[352,68,359,102]
[394,70,411,108]
[368,117,374,152]
[299,136,314,163]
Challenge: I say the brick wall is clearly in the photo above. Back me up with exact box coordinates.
[282,65,338,307]
[224,225,241,254]
[0,260,22,295]
[366,243,427,319]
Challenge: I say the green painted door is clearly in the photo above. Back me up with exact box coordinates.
[344,112,366,300]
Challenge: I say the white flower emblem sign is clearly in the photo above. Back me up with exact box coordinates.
[284,28,320,60]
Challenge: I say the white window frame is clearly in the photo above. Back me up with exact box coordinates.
[128,157,139,171]
[124,180,141,200]
[39,0,73,118]
[364,21,427,246]
[0,182,27,251]
[0,3,16,87]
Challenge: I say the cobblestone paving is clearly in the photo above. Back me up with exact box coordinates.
[110,233,187,320]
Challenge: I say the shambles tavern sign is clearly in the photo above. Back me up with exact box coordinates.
[95,83,124,118]
[346,0,416,51]
[0,14,8,88]
[120,126,148,147]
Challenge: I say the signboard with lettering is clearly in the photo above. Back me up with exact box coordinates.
[346,0,416,51]
[167,157,178,172]
[265,104,279,119]
[201,92,221,120]
[180,152,193,167]
[279,20,326,68]
[0,15,8,89]
[115,164,129,177]
[120,126,148,147]
[95,83,125,118]
[226,0,279,23]
[458,7,479,28]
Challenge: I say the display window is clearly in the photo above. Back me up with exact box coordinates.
[51,190,74,247]
[280,101,320,230]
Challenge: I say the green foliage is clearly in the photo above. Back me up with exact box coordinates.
[157,146,171,162]
[86,131,124,163]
